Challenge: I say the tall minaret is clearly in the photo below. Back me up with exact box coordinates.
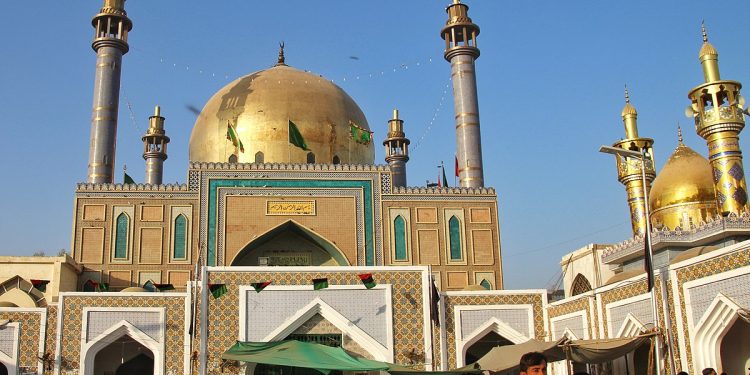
[142,106,170,185]
[611,88,656,236]
[441,0,484,188]
[87,0,132,183]
[383,109,410,187]
[688,24,748,215]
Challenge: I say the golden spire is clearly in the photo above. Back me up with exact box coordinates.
[276,42,286,66]
[677,124,684,146]
[698,22,720,81]
[621,85,638,137]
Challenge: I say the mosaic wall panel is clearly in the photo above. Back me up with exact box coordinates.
[44,305,57,375]
[686,272,750,323]
[59,295,186,373]
[443,293,545,369]
[86,311,162,342]
[608,298,653,335]
[245,289,388,345]
[547,297,592,339]
[203,270,426,374]
[0,326,16,357]
[0,310,43,374]
[459,309,530,340]
[666,280,682,372]
[674,248,750,374]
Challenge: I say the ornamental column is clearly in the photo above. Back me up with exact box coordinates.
[383,109,410,187]
[441,0,484,188]
[87,0,132,183]
[142,106,170,185]
[688,24,749,215]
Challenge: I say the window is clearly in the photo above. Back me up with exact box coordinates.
[332,155,340,164]
[114,213,129,259]
[306,152,315,164]
[228,154,238,163]
[479,279,491,290]
[255,151,264,164]
[173,214,187,259]
[394,215,407,260]
[449,215,462,260]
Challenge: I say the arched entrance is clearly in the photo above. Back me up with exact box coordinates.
[93,336,154,375]
[231,221,349,266]
[0,362,7,375]
[719,317,750,375]
[464,331,512,365]
[631,340,655,375]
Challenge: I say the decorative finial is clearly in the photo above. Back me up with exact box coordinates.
[677,123,684,145]
[701,21,708,43]
[453,0,461,4]
[277,41,286,66]
[624,85,630,103]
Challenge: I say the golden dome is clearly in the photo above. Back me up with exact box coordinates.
[699,42,718,58]
[189,64,374,164]
[621,102,637,117]
[649,143,718,230]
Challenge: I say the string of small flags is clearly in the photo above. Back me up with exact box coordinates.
[411,79,451,153]
[206,273,377,299]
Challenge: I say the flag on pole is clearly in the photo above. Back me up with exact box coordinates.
[124,172,135,184]
[31,279,49,292]
[437,167,442,188]
[208,283,228,299]
[289,120,310,151]
[644,235,654,292]
[442,163,449,187]
[226,123,245,153]
[312,278,329,290]
[358,273,376,289]
[143,280,157,292]
[251,281,272,293]
[97,282,109,292]
[349,122,373,145]
[430,276,441,327]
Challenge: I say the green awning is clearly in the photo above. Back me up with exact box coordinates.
[222,341,390,373]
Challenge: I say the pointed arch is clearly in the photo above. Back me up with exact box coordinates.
[261,298,391,362]
[615,313,646,338]
[479,279,491,290]
[449,216,462,260]
[332,155,340,164]
[571,274,592,296]
[456,317,531,367]
[692,293,748,371]
[172,214,187,260]
[393,215,407,261]
[80,320,163,375]
[254,151,264,164]
[230,220,350,266]
[306,152,315,164]
[0,276,46,307]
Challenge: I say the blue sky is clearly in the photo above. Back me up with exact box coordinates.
[1,1,749,289]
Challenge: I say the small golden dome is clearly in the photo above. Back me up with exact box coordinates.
[649,143,718,230]
[699,42,718,58]
[621,102,637,117]
[189,64,374,164]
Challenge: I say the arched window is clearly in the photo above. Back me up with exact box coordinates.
[571,274,592,296]
[255,151,264,164]
[173,214,187,259]
[306,152,315,164]
[332,155,340,164]
[479,279,492,290]
[394,215,407,261]
[228,154,238,163]
[114,213,129,259]
[449,216,462,260]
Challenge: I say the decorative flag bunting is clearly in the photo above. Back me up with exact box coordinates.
[251,281,272,293]
[209,283,227,299]
[124,172,135,184]
[312,278,329,290]
[358,273,376,289]
[349,121,372,145]
[83,279,108,292]
[288,120,310,151]
[226,123,245,153]
[30,279,49,292]
[98,282,110,292]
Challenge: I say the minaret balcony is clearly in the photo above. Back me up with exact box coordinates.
[694,106,745,135]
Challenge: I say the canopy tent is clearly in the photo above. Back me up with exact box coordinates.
[459,335,654,373]
[223,340,482,375]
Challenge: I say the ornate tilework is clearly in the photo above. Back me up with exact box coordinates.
[728,163,744,181]
[733,186,747,205]
[716,190,727,208]
[0,310,43,373]
[712,167,723,183]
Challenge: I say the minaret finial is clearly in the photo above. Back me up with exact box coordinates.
[276,41,286,66]
[624,85,630,103]
[677,123,684,145]
[701,21,708,43]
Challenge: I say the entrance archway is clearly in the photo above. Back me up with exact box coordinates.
[231,221,349,266]
[464,331,512,365]
[93,336,154,375]
[719,317,750,375]
[0,362,7,375]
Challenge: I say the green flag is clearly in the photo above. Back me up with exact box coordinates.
[226,124,245,153]
[349,122,372,145]
[358,273,376,289]
[312,278,328,290]
[442,165,449,187]
[209,283,227,299]
[97,282,109,292]
[288,120,309,151]
[124,172,135,184]
[252,281,272,293]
